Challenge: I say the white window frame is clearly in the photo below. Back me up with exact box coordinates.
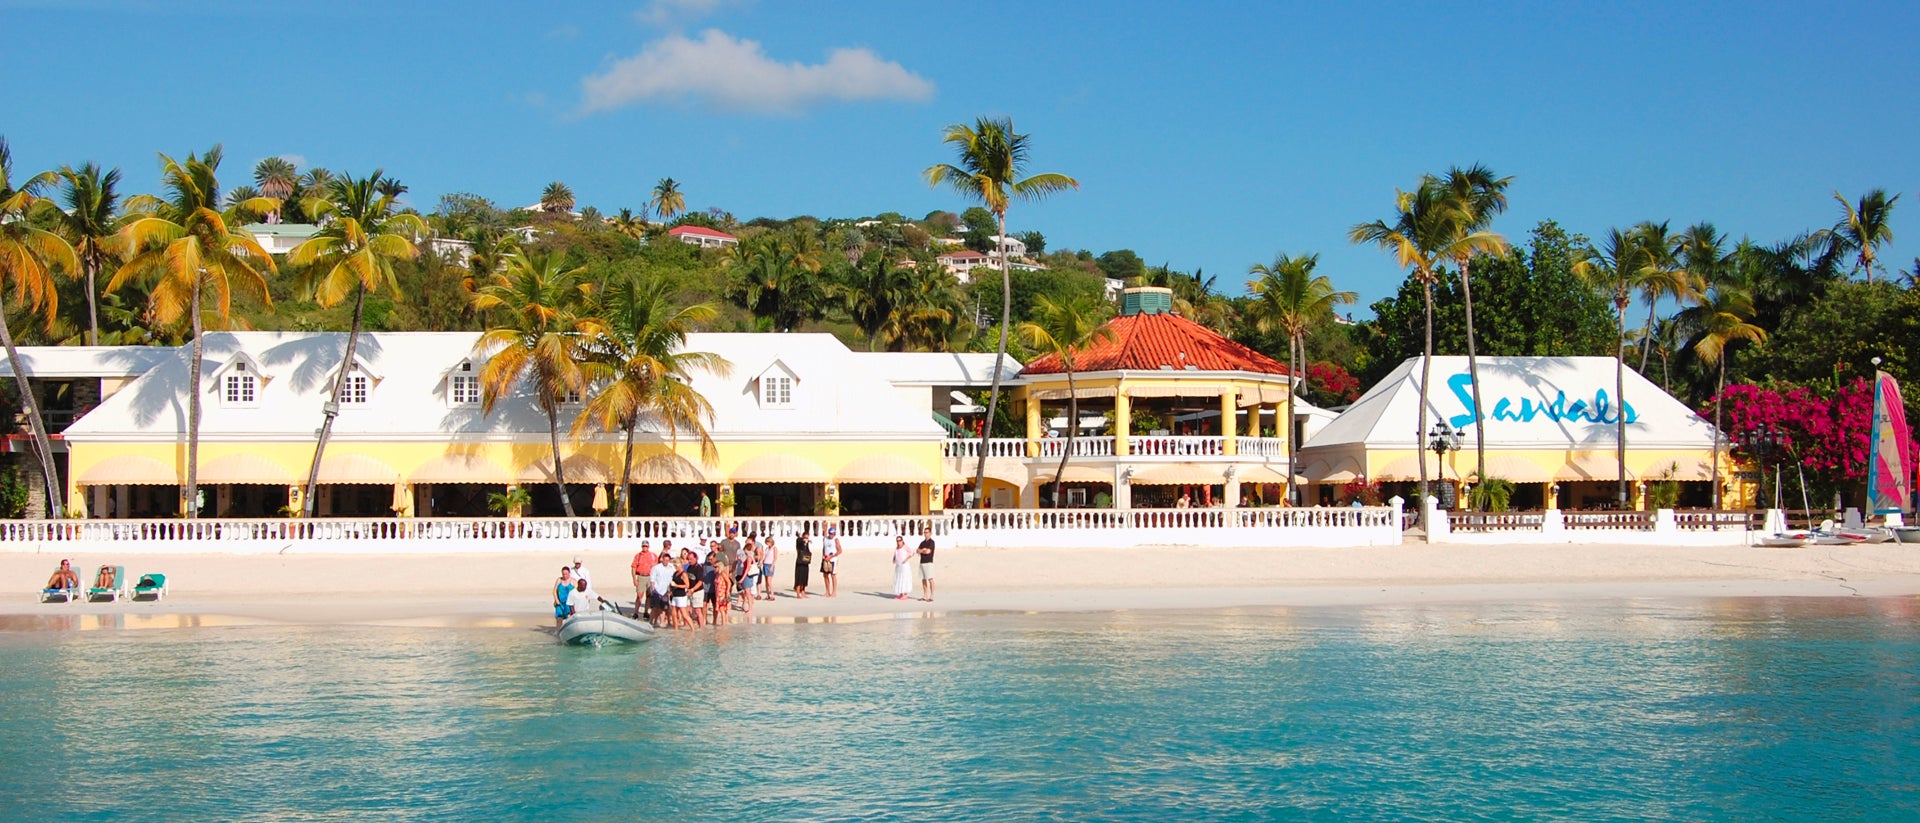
[339,372,370,406]
[449,362,481,406]
[761,375,794,408]
[221,365,259,408]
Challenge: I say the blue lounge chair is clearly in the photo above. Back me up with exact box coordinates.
[88,565,130,602]
[133,573,168,601]
[40,585,80,604]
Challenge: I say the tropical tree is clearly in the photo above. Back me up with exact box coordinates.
[611,208,646,239]
[288,171,427,517]
[253,156,297,221]
[1827,189,1900,283]
[575,273,729,515]
[650,178,685,223]
[0,138,78,517]
[1678,284,1766,508]
[470,250,595,517]
[113,146,278,517]
[926,116,1078,508]
[1433,165,1512,487]
[1574,222,1670,508]
[1350,182,1450,518]
[540,181,575,217]
[836,251,920,349]
[725,231,826,332]
[1246,252,1355,504]
[1016,294,1114,508]
[893,268,965,352]
[54,162,123,346]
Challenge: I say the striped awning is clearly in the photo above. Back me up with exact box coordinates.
[1033,465,1113,484]
[943,462,1026,486]
[836,454,934,484]
[317,453,402,484]
[1302,457,1363,484]
[627,453,717,484]
[410,453,512,484]
[76,454,178,486]
[1556,454,1633,482]
[1476,455,1555,484]
[197,453,295,485]
[520,454,612,484]
[730,453,831,483]
[1237,466,1298,485]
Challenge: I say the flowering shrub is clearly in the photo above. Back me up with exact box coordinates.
[1340,477,1383,505]
[1703,378,1920,507]
[1305,361,1362,405]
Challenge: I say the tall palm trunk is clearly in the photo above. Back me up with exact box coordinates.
[1638,300,1658,373]
[1417,279,1434,528]
[84,256,100,347]
[1711,356,1726,510]
[302,283,367,517]
[185,277,204,518]
[546,404,576,517]
[1051,363,1079,508]
[1287,332,1300,506]
[970,212,1012,509]
[617,415,639,517]
[0,293,65,518]
[1460,260,1487,492]
[1614,298,1629,508]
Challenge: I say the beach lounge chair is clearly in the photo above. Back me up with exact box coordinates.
[41,585,80,604]
[89,565,130,602]
[132,573,168,601]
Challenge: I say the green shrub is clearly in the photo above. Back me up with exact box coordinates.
[1646,463,1681,510]
[1469,477,1515,512]
[0,469,30,519]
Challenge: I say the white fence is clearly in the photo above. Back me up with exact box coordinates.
[1429,503,1762,546]
[948,505,1405,548]
[943,438,1028,459]
[1036,437,1115,458]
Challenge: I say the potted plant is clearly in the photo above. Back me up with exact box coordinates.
[818,494,841,515]
[488,486,532,518]
[716,487,737,517]
[1467,476,1515,512]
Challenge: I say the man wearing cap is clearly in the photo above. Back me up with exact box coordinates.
[720,527,741,569]
[630,541,657,617]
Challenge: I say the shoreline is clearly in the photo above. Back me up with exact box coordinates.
[6,543,1920,631]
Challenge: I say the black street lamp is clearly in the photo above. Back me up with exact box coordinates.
[1740,423,1784,510]
[1428,421,1461,507]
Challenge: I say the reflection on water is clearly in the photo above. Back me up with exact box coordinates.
[0,597,1916,822]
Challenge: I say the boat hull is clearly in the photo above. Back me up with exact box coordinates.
[1894,527,1920,544]
[559,611,656,646]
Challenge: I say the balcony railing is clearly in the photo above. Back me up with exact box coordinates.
[947,506,1399,531]
[1235,437,1286,458]
[1036,436,1114,458]
[943,437,1028,458]
[946,435,1288,460]
[1129,435,1225,457]
[0,515,949,545]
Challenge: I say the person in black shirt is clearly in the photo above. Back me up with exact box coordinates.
[916,527,937,602]
[793,533,813,599]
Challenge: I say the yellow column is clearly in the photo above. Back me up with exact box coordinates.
[1220,390,1238,456]
[1114,390,1131,456]
[1025,394,1043,458]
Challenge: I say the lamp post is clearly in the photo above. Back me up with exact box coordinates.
[1740,422,1783,511]
[1428,421,1461,509]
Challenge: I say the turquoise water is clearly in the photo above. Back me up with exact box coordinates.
[2,598,1918,821]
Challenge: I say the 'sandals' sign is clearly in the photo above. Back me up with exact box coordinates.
[1445,373,1636,430]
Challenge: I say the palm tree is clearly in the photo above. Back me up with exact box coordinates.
[1016,294,1114,508]
[1574,223,1666,509]
[611,208,646,239]
[1677,284,1766,509]
[894,269,965,352]
[540,181,574,217]
[725,231,826,332]
[471,250,595,517]
[1246,252,1356,504]
[650,178,685,223]
[288,171,427,517]
[1350,182,1450,520]
[0,138,79,517]
[374,177,408,202]
[1434,166,1512,489]
[836,251,920,349]
[54,162,123,346]
[1829,189,1900,283]
[576,273,729,515]
[253,157,297,221]
[113,146,278,517]
[926,116,1079,508]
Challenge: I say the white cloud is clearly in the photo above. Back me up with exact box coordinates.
[276,153,308,169]
[579,29,934,115]
[634,0,733,26]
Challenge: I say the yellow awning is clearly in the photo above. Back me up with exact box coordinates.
[1373,455,1430,481]
[1131,464,1226,485]
[197,453,294,485]
[520,454,612,484]
[627,453,717,484]
[410,453,512,484]
[1302,457,1363,484]
[730,453,831,483]
[943,461,1026,485]
[76,454,178,486]
[317,453,402,484]
[835,453,934,484]
[1556,454,1633,482]
[1475,455,1556,484]
[1033,465,1113,484]
[1237,466,1297,484]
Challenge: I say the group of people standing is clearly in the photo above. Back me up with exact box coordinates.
[626,526,850,630]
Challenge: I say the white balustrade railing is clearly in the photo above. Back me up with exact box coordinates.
[0,515,948,545]
[1036,436,1114,458]
[1235,437,1287,458]
[943,437,1029,458]
[1128,435,1224,457]
[945,506,1399,532]
[1563,511,1654,530]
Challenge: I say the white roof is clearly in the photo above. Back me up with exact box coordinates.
[851,351,1023,387]
[0,346,178,378]
[1300,356,1718,452]
[63,331,941,444]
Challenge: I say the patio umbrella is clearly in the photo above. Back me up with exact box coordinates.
[592,484,609,513]
[390,484,412,514]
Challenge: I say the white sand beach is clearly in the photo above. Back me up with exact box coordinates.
[6,541,1920,629]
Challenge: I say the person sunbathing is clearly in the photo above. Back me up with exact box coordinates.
[93,565,117,590]
[46,559,80,592]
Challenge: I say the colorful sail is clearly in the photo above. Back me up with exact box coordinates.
[1865,371,1911,515]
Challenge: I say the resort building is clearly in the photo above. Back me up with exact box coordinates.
[243,223,320,255]
[936,250,991,280]
[666,225,739,249]
[946,287,1297,509]
[1296,355,1723,510]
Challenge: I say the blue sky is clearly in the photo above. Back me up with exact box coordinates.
[4,0,1917,316]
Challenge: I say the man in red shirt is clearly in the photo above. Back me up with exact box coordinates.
[630,541,657,618]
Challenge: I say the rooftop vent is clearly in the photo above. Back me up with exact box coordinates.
[1120,286,1174,316]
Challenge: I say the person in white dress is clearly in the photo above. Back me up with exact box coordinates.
[891,536,912,601]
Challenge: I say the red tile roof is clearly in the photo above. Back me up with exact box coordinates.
[1021,311,1290,376]
[667,225,737,240]
[938,250,988,261]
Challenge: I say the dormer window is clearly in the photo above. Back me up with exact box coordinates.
[761,375,793,407]
[224,367,257,405]
[340,372,370,405]
[562,387,583,404]
[449,361,481,406]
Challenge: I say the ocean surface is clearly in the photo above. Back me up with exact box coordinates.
[2,598,1917,822]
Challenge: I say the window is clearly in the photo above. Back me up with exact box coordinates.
[340,373,369,405]
[562,387,583,404]
[223,363,257,405]
[450,362,480,405]
[761,375,793,407]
